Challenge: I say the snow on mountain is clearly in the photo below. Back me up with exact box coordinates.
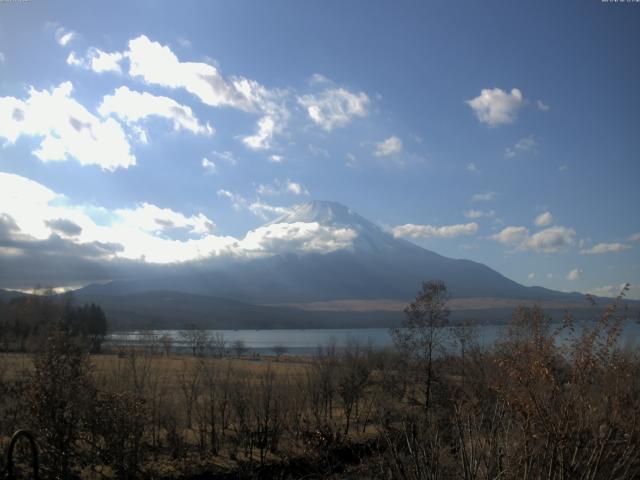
[268,200,413,254]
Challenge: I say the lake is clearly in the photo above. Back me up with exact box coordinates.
[106,321,640,356]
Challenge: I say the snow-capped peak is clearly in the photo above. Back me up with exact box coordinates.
[268,201,407,253]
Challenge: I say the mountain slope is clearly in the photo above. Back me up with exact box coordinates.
[80,201,577,302]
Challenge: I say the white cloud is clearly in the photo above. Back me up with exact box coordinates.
[99,86,213,136]
[464,209,495,219]
[505,136,536,159]
[528,272,536,279]
[471,191,497,202]
[308,144,330,157]
[374,136,403,157]
[257,179,309,196]
[0,172,236,263]
[285,180,308,196]
[201,158,217,174]
[269,154,284,163]
[587,284,640,299]
[240,221,356,255]
[491,225,576,253]
[247,201,292,220]
[123,35,288,149]
[392,222,478,239]
[90,49,125,73]
[127,35,261,110]
[308,73,330,85]
[66,48,125,74]
[558,164,568,172]
[66,52,83,67]
[0,81,135,171]
[209,150,237,165]
[177,37,192,48]
[580,242,631,255]
[628,233,640,242]
[345,152,357,168]
[467,87,524,126]
[242,115,278,150]
[0,172,358,265]
[534,211,553,227]
[467,162,479,173]
[55,27,76,46]
[114,202,216,235]
[566,268,582,281]
[536,100,550,111]
[298,88,369,131]
[217,189,294,220]
[217,189,246,211]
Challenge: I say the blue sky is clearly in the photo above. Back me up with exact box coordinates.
[0,0,639,297]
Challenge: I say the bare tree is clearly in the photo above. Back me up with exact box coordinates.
[160,334,173,356]
[232,339,248,358]
[273,344,288,359]
[180,327,211,356]
[391,280,450,414]
[211,332,227,358]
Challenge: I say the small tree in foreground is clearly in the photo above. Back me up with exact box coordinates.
[391,280,450,413]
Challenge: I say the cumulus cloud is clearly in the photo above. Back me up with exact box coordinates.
[0,172,358,284]
[505,136,536,159]
[114,202,216,235]
[63,35,287,150]
[0,172,236,264]
[471,191,497,202]
[91,49,124,73]
[534,211,553,227]
[269,154,284,163]
[201,158,217,174]
[242,115,279,150]
[491,225,576,253]
[240,222,356,255]
[580,242,631,255]
[66,48,125,74]
[566,268,582,281]
[44,218,82,237]
[374,136,403,157]
[55,27,76,46]
[99,86,213,136]
[298,87,369,131]
[392,222,478,239]
[0,81,135,170]
[467,87,524,126]
[127,35,265,111]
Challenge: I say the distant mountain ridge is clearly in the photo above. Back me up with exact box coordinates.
[75,201,583,303]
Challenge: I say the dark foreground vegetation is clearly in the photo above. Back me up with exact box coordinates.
[0,282,639,479]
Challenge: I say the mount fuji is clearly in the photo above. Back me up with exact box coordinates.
[72,201,593,329]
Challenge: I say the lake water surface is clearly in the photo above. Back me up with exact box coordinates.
[107,321,640,356]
